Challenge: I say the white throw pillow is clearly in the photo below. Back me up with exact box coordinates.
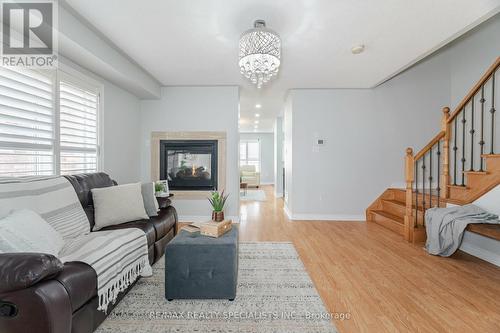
[0,209,65,256]
[141,182,159,217]
[92,183,149,231]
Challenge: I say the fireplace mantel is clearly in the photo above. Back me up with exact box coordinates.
[151,131,226,199]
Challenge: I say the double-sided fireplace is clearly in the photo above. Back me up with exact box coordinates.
[159,140,218,191]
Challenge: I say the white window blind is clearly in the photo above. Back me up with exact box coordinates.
[59,77,99,175]
[0,67,54,176]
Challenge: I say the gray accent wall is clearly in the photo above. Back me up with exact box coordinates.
[285,14,500,220]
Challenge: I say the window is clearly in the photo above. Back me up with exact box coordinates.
[240,140,260,171]
[0,68,101,177]
[59,75,100,175]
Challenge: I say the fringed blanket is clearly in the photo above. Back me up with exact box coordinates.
[0,176,152,312]
[0,176,90,239]
[425,204,499,256]
[59,229,152,312]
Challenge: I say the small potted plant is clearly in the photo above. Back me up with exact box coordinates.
[154,181,165,197]
[208,190,229,222]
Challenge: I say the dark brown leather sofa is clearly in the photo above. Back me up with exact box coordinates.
[0,173,178,333]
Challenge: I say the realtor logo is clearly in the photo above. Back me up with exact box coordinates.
[1,0,58,68]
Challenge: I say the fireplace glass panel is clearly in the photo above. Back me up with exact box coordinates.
[160,140,218,190]
[167,151,212,183]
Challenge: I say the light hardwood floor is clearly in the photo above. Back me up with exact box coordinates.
[239,185,500,333]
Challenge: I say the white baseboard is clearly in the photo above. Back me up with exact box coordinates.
[178,215,240,223]
[283,204,292,219]
[288,213,365,221]
[283,205,364,221]
[460,231,500,267]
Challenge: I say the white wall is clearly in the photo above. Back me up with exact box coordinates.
[284,14,500,219]
[140,87,240,221]
[240,132,275,184]
[101,82,141,183]
[283,96,293,213]
[274,117,284,196]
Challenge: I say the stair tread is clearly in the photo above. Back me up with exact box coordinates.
[462,170,488,175]
[481,154,500,158]
[371,210,404,224]
[466,224,500,241]
[447,184,469,189]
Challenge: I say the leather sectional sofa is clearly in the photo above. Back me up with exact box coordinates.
[0,173,178,333]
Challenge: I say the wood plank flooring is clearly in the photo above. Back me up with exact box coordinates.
[239,186,500,332]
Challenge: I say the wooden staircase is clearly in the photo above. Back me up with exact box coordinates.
[367,57,500,243]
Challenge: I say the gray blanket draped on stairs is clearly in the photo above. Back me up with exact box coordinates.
[425,204,499,256]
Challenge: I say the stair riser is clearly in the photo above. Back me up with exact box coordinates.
[381,201,406,217]
[391,190,406,203]
[372,214,405,235]
[486,157,500,170]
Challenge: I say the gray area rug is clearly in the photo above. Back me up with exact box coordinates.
[96,242,337,333]
[240,189,267,201]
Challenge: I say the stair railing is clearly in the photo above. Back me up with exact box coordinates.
[404,57,500,242]
[404,119,447,242]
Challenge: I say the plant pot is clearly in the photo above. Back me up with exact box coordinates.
[212,211,224,222]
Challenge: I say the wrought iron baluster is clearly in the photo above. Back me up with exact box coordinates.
[491,72,496,154]
[437,141,441,207]
[429,147,432,208]
[470,96,475,171]
[479,86,485,171]
[414,161,418,227]
[453,118,458,185]
[461,108,466,186]
[422,154,426,214]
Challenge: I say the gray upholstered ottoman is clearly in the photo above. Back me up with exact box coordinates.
[165,227,238,301]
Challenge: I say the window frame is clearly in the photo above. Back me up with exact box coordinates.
[239,139,261,172]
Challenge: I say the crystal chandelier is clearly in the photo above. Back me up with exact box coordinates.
[239,20,281,88]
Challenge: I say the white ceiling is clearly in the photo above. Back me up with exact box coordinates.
[64,0,500,132]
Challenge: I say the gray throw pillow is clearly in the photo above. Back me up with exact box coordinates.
[141,182,159,217]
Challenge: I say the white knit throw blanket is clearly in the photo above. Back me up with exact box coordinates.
[0,176,152,312]
[60,229,153,312]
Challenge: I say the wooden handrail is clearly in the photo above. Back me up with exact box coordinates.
[447,56,500,124]
[414,131,445,161]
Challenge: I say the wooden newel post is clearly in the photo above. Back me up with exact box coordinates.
[404,147,414,242]
[441,107,450,200]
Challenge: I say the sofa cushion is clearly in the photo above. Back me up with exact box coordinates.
[150,206,177,240]
[64,173,115,208]
[100,220,156,247]
[0,253,64,293]
[141,182,159,217]
[53,262,97,312]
